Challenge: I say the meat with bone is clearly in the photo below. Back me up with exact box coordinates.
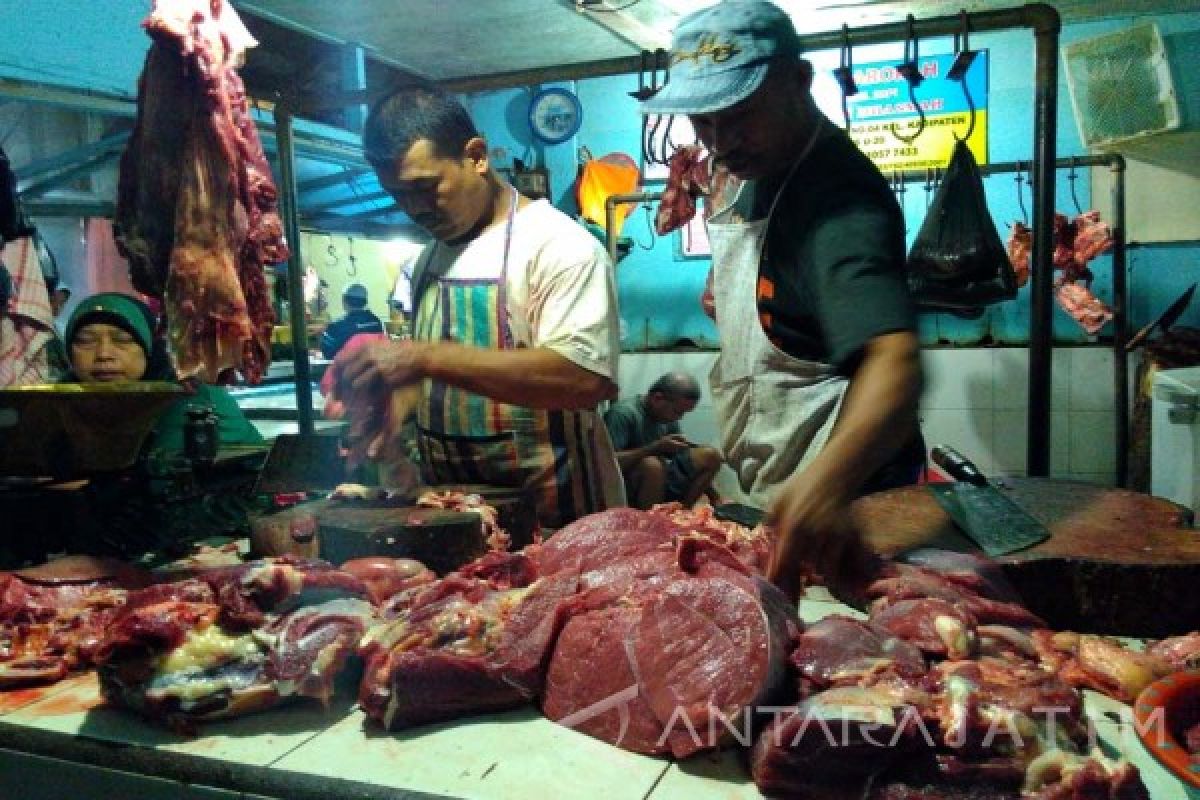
[1006,222,1032,288]
[752,548,1151,799]
[115,0,286,383]
[655,145,710,235]
[416,490,511,552]
[1145,631,1200,672]
[0,562,149,688]
[94,558,371,729]
[1030,630,1170,705]
[1054,281,1113,336]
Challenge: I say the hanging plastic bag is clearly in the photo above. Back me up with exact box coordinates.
[576,152,639,235]
[906,140,1017,313]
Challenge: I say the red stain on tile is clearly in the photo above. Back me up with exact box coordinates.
[24,672,106,716]
[0,687,51,713]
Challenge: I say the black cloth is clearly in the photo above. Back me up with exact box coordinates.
[320,308,384,359]
[749,127,915,376]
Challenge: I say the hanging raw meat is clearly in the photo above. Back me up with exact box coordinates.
[115,0,287,384]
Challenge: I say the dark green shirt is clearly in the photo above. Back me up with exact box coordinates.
[745,127,915,375]
[153,383,263,454]
[603,396,679,451]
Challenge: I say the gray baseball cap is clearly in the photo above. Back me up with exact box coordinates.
[641,0,801,116]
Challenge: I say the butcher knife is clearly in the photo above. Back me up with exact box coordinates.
[1125,283,1195,351]
[927,446,1050,557]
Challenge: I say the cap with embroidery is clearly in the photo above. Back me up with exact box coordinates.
[641,0,800,116]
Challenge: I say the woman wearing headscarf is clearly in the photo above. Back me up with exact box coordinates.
[63,292,262,453]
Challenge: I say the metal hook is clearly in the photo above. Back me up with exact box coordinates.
[325,235,339,268]
[1015,161,1029,225]
[834,24,860,131]
[1068,156,1084,214]
[346,236,358,277]
[890,15,926,145]
[924,167,936,211]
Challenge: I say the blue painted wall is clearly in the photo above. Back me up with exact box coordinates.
[464,10,1200,351]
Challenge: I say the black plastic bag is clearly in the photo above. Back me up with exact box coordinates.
[0,145,33,244]
[907,140,1016,313]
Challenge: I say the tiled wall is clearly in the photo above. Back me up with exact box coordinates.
[616,346,1122,496]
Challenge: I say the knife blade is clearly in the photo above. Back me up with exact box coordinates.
[928,446,1050,557]
[1126,283,1196,352]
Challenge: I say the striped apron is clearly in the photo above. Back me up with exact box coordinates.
[411,189,622,529]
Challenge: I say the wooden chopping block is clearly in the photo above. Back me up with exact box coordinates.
[852,478,1200,637]
[424,483,539,548]
[317,504,485,576]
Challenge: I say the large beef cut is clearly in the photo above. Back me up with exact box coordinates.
[355,505,793,760]
[94,558,371,730]
[115,0,287,383]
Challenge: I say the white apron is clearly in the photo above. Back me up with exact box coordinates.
[707,131,847,510]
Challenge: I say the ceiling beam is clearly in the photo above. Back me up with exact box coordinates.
[442,55,643,93]
[560,0,670,52]
[25,199,115,218]
[19,150,121,198]
[303,189,391,214]
[15,131,130,183]
[299,167,371,192]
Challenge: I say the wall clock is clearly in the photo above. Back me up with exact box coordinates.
[528,87,583,145]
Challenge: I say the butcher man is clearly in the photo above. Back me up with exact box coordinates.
[332,86,625,529]
[641,0,925,600]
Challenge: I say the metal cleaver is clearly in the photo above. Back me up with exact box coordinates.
[927,445,1050,557]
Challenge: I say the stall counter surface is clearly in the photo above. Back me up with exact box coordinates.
[0,590,1196,800]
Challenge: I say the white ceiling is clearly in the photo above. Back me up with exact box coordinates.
[233,0,1197,87]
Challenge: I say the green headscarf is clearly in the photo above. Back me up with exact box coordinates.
[64,292,155,357]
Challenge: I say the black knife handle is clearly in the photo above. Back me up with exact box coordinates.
[931,445,988,486]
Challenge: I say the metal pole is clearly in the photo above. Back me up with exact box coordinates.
[605,192,662,264]
[794,3,1060,50]
[1111,155,1128,486]
[1026,9,1060,477]
[273,103,315,435]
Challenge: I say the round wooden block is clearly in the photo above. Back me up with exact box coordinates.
[317,505,486,576]
[851,478,1200,637]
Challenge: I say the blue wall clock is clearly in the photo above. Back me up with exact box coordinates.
[528,87,583,145]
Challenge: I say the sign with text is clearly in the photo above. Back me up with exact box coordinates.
[844,51,988,172]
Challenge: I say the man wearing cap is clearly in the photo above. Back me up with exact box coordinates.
[642,0,924,599]
[332,86,625,530]
[320,283,384,360]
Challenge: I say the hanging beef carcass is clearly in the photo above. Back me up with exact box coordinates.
[115,0,287,383]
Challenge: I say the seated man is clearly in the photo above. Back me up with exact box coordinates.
[604,372,722,509]
[320,283,384,360]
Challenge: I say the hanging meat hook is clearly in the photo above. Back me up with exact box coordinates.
[1068,156,1084,214]
[949,11,980,143]
[325,234,339,268]
[346,236,358,277]
[1015,161,1030,225]
[889,15,927,146]
[833,24,860,131]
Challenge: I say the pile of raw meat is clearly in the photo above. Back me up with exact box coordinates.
[1007,211,1115,335]
[115,0,287,384]
[94,557,372,730]
[5,505,1200,798]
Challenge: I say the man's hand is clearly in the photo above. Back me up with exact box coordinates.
[652,433,692,457]
[765,472,872,605]
[335,339,430,399]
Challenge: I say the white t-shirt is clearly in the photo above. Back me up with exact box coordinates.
[418,199,619,380]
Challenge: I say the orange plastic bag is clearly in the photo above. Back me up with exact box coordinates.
[576,153,640,235]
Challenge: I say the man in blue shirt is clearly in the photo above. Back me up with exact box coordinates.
[320,283,384,359]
